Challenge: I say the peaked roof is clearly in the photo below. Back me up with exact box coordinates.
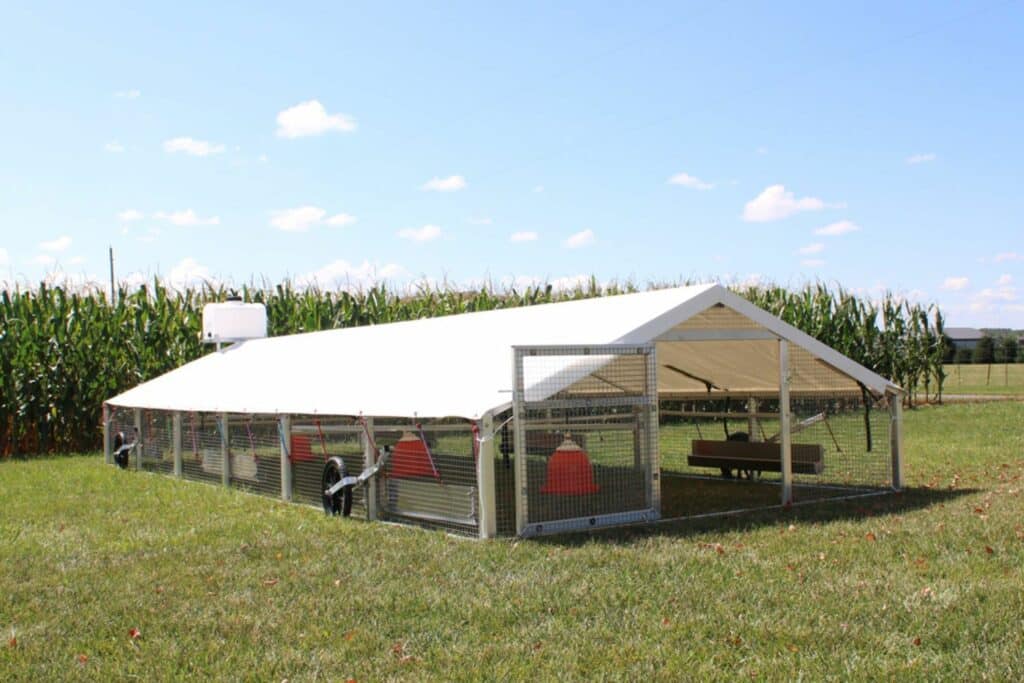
[107,283,899,419]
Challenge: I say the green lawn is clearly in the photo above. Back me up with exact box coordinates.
[942,363,1024,396]
[2,402,1023,680]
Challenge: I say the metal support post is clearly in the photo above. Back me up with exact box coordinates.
[172,412,182,478]
[103,404,112,465]
[362,416,377,520]
[779,340,793,506]
[280,415,292,502]
[220,412,231,487]
[889,395,905,490]
[133,408,143,470]
[512,350,527,535]
[477,412,497,539]
[747,397,760,442]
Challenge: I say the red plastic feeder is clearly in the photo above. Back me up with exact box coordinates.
[540,436,600,495]
[391,432,440,479]
[290,434,315,462]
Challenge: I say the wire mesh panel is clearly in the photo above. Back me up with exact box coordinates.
[657,398,787,518]
[108,406,136,450]
[786,347,894,496]
[374,419,479,536]
[513,345,659,536]
[492,410,518,537]
[180,411,224,485]
[226,415,283,499]
[655,341,896,519]
[290,416,366,517]
[139,410,174,475]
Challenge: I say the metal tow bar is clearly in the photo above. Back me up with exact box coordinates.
[321,446,392,517]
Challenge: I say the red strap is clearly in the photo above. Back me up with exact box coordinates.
[189,412,200,461]
[358,415,379,460]
[315,419,329,460]
[245,417,258,461]
[415,422,441,480]
[471,423,480,463]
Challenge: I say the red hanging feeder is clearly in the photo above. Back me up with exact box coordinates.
[540,436,599,495]
[390,431,440,479]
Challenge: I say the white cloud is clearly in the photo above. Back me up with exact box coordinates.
[814,220,861,237]
[325,213,357,227]
[801,259,826,268]
[422,175,467,192]
[167,257,211,288]
[275,100,356,138]
[68,255,85,265]
[997,274,1013,286]
[510,231,538,243]
[941,276,969,291]
[258,154,269,163]
[0,248,8,265]
[118,209,144,222]
[163,137,226,157]
[32,254,56,266]
[977,285,1017,302]
[906,153,937,165]
[271,206,325,232]
[533,185,545,193]
[398,225,442,242]
[742,184,833,222]
[114,89,141,99]
[993,252,1021,263]
[564,229,595,249]
[296,259,407,290]
[104,141,125,153]
[667,172,714,190]
[797,243,824,255]
[40,236,72,252]
[154,209,220,227]
[270,206,356,231]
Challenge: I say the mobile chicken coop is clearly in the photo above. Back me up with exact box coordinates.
[104,284,905,538]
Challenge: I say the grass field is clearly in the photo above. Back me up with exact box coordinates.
[2,402,1023,680]
[942,363,1024,396]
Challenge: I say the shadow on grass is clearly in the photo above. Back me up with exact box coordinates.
[532,485,980,547]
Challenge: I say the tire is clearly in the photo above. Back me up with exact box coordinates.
[321,456,353,517]
[113,431,130,469]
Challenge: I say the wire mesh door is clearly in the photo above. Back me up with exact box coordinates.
[513,344,660,536]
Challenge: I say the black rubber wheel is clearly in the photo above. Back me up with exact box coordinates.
[321,456,353,517]
[113,431,130,469]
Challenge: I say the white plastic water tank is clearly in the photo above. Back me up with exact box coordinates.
[201,299,267,344]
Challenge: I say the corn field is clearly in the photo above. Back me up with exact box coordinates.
[1,278,945,456]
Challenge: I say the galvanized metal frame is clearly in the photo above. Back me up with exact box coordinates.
[362,416,377,520]
[102,404,112,465]
[889,394,904,490]
[279,415,293,501]
[172,411,183,478]
[477,411,497,538]
[133,408,142,471]
[219,412,230,486]
[512,343,659,537]
[779,339,793,505]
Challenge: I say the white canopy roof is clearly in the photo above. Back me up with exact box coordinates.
[107,283,899,419]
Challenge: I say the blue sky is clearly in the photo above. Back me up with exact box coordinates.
[1,0,1021,326]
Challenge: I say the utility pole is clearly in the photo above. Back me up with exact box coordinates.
[108,246,116,304]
